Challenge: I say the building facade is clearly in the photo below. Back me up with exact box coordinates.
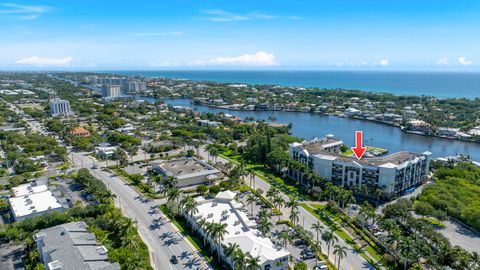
[101,84,122,97]
[288,136,431,197]
[184,191,290,270]
[127,81,147,92]
[50,98,73,117]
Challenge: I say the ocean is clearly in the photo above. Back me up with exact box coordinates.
[111,70,480,99]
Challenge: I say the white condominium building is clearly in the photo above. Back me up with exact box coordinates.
[184,191,290,270]
[127,81,147,92]
[50,98,73,117]
[101,84,122,97]
[288,135,431,197]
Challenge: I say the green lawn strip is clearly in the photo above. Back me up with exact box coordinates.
[308,204,386,264]
[237,184,282,215]
[419,217,446,228]
[300,204,383,270]
[341,146,386,157]
[110,168,159,199]
[220,152,306,200]
[158,205,222,270]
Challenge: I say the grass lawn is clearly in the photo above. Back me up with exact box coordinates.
[419,217,446,228]
[341,146,387,157]
[301,204,385,269]
[220,151,308,200]
[111,168,159,199]
[307,204,387,263]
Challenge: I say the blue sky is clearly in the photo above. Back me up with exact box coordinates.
[1,0,480,70]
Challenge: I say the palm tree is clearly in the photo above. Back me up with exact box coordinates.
[333,244,348,269]
[210,222,228,262]
[233,249,247,270]
[289,209,299,226]
[273,195,285,220]
[322,229,338,259]
[312,240,323,266]
[311,221,324,252]
[278,230,292,249]
[286,196,299,213]
[266,187,280,201]
[180,195,198,229]
[246,254,262,270]
[224,243,240,269]
[246,194,258,215]
[398,237,418,270]
[246,168,256,189]
[258,218,273,236]
[166,187,182,213]
[257,209,272,221]
[197,219,209,246]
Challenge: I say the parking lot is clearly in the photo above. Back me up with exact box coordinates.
[235,190,324,269]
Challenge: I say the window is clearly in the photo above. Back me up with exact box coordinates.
[264,264,271,270]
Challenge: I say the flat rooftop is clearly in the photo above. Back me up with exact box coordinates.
[152,157,220,178]
[35,221,120,270]
[302,136,343,155]
[12,183,48,196]
[9,190,63,219]
[292,137,430,167]
[333,151,427,167]
[193,191,289,265]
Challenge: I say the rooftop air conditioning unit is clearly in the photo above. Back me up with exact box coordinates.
[207,213,213,218]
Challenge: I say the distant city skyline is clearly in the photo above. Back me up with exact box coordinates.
[0,0,479,70]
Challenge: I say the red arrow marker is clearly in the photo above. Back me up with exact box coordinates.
[351,131,366,160]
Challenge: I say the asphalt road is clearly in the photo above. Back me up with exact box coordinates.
[198,146,375,270]
[70,151,210,270]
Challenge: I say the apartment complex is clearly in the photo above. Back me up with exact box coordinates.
[101,84,122,97]
[183,191,290,270]
[35,221,120,270]
[127,81,147,92]
[49,98,73,117]
[288,135,431,197]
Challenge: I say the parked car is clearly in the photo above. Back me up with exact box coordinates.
[302,252,316,260]
[300,248,312,255]
[170,255,178,264]
[293,239,305,246]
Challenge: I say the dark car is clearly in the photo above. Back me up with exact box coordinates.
[170,255,178,264]
[293,239,305,246]
[300,248,312,255]
[302,252,316,260]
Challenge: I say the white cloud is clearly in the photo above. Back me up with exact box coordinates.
[202,9,300,22]
[379,59,390,66]
[457,56,472,66]
[16,56,72,66]
[0,3,50,20]
[193,51,277,66]
[437,57,449,66]
[131,31,184,37]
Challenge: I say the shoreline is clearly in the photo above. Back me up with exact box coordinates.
[168,97,480,145]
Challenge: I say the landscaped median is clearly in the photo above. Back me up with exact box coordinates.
[158,204,221,270]
[300,204,387,270]
[109,167,160,199]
